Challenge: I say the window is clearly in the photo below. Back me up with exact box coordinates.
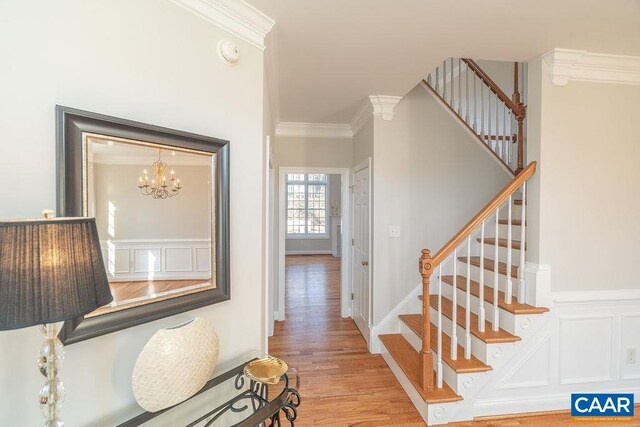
[286,173,328,237]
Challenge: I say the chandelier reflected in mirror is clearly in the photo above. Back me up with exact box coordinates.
[137,150,182,199]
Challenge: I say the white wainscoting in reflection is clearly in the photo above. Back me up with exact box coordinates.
[101,239,211,282]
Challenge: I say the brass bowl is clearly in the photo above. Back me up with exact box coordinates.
[243,356,288,385]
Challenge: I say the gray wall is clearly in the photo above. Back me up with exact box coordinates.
[371,84,511,325]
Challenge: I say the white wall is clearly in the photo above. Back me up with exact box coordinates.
[0,1,266,425]
[353,117,374,166]
[93,164,211,240]
[371,85,511,325]
[274,136,353,168]
[526,56,640,292]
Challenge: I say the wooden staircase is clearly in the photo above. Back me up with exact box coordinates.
[375,104,549,423]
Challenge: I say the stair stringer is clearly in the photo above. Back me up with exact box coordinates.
[370,282,422,354]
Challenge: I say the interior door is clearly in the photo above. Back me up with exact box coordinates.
[352,164,371,343]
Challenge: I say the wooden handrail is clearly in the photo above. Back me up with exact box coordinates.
[462,58,518,113]
[431,161,536,267]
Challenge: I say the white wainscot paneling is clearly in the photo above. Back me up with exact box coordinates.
[621,314,640,380]
[196,247,212,272]
[102,239,211,281]
[559,315,613,384]
[498,333,551,389]
[112,248,130,274]
[165,247,193,272]
[134,248,162,273]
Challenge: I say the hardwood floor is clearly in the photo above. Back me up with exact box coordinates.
[268,255,639,427]
[89,279,214,317]
[269,255,427,426]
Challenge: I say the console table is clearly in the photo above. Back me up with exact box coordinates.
[118,353,301,426]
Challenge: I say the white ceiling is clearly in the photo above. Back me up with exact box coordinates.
[88,138,212,166]
[249,0,640,125]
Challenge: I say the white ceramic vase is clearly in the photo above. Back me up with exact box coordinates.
[132,317,219,412]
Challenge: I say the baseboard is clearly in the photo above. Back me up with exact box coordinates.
[285,250,332,255]
[474,387,640,418]
[274,311,285,321]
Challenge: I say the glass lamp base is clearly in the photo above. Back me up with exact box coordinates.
[39,324,66,427]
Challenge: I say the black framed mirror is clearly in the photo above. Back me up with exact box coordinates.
[56,106,230,344]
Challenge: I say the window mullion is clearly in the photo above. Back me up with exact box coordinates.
[304,175,309,235]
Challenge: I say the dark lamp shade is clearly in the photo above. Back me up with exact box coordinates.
[0,217,113,330]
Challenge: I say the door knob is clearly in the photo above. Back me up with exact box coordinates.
[361,260,369,266]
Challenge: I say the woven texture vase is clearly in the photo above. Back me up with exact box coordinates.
[132,317,219,412]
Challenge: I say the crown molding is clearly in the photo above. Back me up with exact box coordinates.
[369,95,402,120]
[350,100,373,136]
[543,48,640,87]
[170,0,275,50]
[275,122,353,139]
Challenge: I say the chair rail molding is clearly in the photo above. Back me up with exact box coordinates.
[543,48,640,87]
[170,0,275,50]
[369,95,403,120]
[275,122,353,138]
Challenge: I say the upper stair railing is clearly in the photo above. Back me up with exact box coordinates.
[424,58,526,175]
[417,161,536,392]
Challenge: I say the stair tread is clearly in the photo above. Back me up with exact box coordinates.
[379,333,463,403]
[478,237,525,250]
[498,219,525,226]
[421,295,521,343]
[460,256,519,278]
[441,275,549,315]
[399,314,492,373]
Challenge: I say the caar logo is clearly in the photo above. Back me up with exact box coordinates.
[571,393,634,418]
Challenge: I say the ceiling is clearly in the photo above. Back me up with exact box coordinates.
[88,138,211,166]
[249,0,640,125]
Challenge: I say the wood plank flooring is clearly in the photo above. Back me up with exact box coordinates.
[268,255,426,426]
[268,255,639,427]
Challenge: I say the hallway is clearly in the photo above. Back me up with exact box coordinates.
[268,255,425,426]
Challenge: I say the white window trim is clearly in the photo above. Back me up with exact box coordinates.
[285,173,329,239]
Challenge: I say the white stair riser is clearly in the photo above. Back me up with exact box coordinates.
[442,285,520,335]
[400,323,489,397]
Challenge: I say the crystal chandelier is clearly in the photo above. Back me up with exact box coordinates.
[138,150,182,199]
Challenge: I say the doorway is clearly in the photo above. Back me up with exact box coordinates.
[276,167,351,323]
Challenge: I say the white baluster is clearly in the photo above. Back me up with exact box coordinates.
[480,83,485,139]
[450,58,455,105]
[435,64,440,94]
[451,248,458,360]
[518,182,527,304]
[473,70,477,131]
[502,103,507,162]
[505,195,513,304]
[442,60,447,101]
[478,221,486,332]
[493,207,500,332]
[437,265,443,388]
[465,235,472,359]
[487,89,491,148]
[458,58,462,114]
[427,73,432,86]
[465,62,470,122]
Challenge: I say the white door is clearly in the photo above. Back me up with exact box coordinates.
[352,164,371,343]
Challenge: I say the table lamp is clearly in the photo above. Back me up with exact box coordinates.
[0,216,113,427]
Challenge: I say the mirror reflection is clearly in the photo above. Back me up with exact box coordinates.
[84,135,215,317]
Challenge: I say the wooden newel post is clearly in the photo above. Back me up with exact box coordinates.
[419,249,434,391]
[513,62,526,174]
